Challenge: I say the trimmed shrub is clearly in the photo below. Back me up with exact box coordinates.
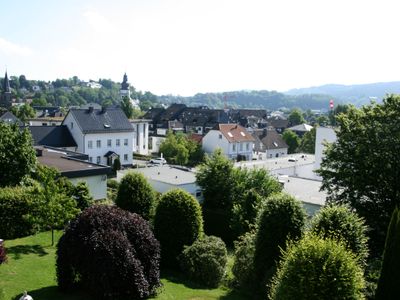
[115,172,155,220]
[72,182,93,210]
[310,204,369,265]
[269,234,365,300]
[56,205,160,299]
[154,189,203,268]
[253,193,306,294]
[179,235,227,288]
[376,206,400,299]
[0,240,6,264]
[232,231,256,289]
[0,186,37,239]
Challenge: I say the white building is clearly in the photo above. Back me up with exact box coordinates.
[251,128,288,159]
[130,119,150,155]
[315,127,337,170]
[119,166,203,202]
[62,107,135,166]
[202,124,255,161]
[37,147,111,200]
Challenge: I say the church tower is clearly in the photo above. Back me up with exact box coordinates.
[0,71,12,109]
[119,72,131,100]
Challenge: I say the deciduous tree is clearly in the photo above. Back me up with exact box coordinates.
[317,95,400,256]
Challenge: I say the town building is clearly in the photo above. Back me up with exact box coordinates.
[62,107,135,166]
[202,124,255,161]
[36,146,111,200]
[251,128,288,159]
[287,123,313,137]
[120,166,203,202]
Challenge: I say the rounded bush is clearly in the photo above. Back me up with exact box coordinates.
[179,235,227,288]
[0,240,6,264]
[269,234,365,300]
[0,186,37,239]
[232,231,256,289]
[154,189,203,267]
[115,172,155,220]
[253,193,306,293]
[310,204,369,265]
[56,205,160,299]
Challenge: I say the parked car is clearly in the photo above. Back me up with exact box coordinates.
[149,157,167,164]
[288,157,298,162]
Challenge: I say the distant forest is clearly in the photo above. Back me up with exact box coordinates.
[159,91,334,111]
[2,74,396,111]
[0,75,159,111]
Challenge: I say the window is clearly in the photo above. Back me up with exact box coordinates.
[96,156,101,164]
[124,138,128,146]
[195,190,202,197]
[124,154,128,161]
[232,143,236,151]
[96,140,101,148]
[88,140,93,149]
[219,134,222,139]
[88,156,93,162]
[107,139,112,147]
[240,143,243,151]
[246,143,250,151]
[71,122,73,129]
[116,139,120,147]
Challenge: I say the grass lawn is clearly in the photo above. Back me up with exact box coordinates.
[0,231,246,300]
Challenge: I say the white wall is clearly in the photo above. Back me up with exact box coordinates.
[202,130,253,160]
[266,148,287,159]
[149,136,166,153]
[315,127,337,170]
[202,130,230,154]
[147,179,203,202]
[63,113,85,152]
[132,122,149,155]
[69,175,107,200]
[85,132,134,165]
[28,120,62,126]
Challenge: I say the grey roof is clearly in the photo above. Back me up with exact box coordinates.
[127,166,197,185]
[67,107,134,134]
[0,111,22,125]
[29,125,77,148]
[252,129,288,151]
[287,123,313,132]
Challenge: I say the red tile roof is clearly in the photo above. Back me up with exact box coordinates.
[218,124,255,143]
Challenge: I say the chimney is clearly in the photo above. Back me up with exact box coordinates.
[36,148,43,157]
[101,106,107,114]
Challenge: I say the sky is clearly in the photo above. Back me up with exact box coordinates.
[1,0,400,96]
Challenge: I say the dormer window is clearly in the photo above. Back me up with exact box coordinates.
[228,132,233,138]
[104,124,110,128]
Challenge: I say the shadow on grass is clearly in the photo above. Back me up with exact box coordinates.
[160,270,249,299]
[12,286,92,300]
[6,245,48,260]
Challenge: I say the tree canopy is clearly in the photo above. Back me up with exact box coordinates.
[317,95,400,256]
[282,129,300,154]
[288,108,305,126]
[0,123,36,187]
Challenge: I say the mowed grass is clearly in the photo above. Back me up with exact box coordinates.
[0,232,246,300]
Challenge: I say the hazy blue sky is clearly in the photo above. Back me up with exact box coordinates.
[1,0,399,95]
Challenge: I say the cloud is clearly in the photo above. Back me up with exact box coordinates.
[83,10,116,34]
[0,37,33,56]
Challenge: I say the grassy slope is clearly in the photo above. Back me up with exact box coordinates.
[0,232,245,300]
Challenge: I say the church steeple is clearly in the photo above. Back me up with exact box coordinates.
[1,70,12,109]
[3,71,10,93]
[121,72,129,90]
